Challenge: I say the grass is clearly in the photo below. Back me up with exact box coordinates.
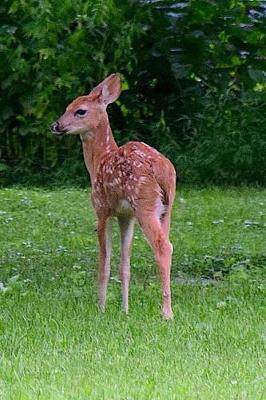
[0,186,265,399]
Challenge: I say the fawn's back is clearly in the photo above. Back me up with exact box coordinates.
[93,141,176,218]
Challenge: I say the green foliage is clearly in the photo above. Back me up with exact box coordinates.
[129,0,266,184]
[0,0,143,184]
[180,86,266,184]
[0,0,265,185]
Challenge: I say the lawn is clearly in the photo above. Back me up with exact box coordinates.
[0,187,265,399]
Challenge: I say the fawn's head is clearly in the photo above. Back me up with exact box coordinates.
[51,73,121,136]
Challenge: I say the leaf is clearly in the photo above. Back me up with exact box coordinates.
[38,48,55,60]
[0,163,9,172]
[248,69,266,83]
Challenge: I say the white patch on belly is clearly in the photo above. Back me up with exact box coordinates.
[116,200,133,215]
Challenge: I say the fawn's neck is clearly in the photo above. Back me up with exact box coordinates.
[80,114,118,184]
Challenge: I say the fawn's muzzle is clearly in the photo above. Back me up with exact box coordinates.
[50,121,66,136]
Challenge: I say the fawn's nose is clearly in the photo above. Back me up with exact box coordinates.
[50,121,59,132]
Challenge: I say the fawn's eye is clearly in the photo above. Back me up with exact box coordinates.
[75,109,87,116]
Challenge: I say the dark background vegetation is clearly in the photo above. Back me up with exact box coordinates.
[0,0,265,186]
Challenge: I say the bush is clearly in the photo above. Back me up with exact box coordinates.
[0,0,265,186]
[178,86,266,184]
[0,0,144,185]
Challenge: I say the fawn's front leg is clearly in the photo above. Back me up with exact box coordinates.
[97,215,112,311]
[118,216,135,313]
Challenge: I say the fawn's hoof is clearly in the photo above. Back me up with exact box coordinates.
[99,304,106,313]
[162,308,174,320]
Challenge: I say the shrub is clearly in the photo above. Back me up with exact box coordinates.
[0,0,265,185]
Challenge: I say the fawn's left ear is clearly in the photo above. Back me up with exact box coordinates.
[89,73,122,106]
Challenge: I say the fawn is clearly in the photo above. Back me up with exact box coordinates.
[51,74,176,319]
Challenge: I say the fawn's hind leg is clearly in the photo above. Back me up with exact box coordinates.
[137,211,173,319]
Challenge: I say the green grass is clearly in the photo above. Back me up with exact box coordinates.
[0,187,265,399]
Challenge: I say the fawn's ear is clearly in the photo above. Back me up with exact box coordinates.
[89,73,122,106]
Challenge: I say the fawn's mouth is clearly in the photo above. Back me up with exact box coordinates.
[53,130,66,136]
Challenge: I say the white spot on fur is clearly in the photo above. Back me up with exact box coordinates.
[106,181,115,187]
[130,196,136,206]
[135,149,146,158]
[138,176,146,185]
[106,127,110,144]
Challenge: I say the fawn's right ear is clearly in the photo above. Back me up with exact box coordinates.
[89,73,122,106]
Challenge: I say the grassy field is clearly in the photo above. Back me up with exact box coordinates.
[0,187,265,399]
